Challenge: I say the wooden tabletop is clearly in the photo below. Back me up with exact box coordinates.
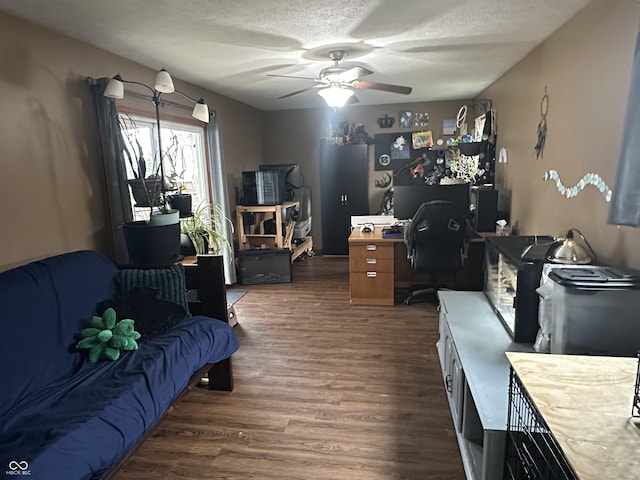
[348,226,401,244]
[347,225,489,244]
[507,352,640,480]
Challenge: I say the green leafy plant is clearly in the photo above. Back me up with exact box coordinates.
[181,202,233,255]
[118,113,167,214]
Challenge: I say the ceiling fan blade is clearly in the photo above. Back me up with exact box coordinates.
[353,80,412,95]
[337,66,373,83]
[345,95,360,105]
[267,73,319,81]
[277,85,321,99]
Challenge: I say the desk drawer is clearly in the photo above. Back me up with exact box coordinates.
[350,271,394,305]
[349,256,394,273]
[349,243,393,260]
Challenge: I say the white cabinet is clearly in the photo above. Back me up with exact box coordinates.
[438,318,465,431]
[437,291,533,480]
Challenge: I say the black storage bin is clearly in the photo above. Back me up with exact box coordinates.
[238,249,292,285]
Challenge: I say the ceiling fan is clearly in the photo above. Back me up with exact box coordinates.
[268,50,412,107]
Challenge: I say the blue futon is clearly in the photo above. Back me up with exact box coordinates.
[0,251,239,479]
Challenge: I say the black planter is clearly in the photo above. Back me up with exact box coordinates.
[127,178,164,207]
[180,233,196,256]
[458,141,487,157]
[123,221,180,266]
[167,194,193,217]
[179,232,209,256]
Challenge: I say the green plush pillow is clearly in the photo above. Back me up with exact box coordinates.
[76,308,141,362]
[113,264,189,313]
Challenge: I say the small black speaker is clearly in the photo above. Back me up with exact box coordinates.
[470,187,498,232]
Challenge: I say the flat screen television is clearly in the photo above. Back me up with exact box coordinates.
[393,183,471,220]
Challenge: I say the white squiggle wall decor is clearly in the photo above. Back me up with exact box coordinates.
[543,169,613,202]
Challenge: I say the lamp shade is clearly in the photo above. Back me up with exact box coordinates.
[192,98,209,123]
[548,229,594,264]
[318,85,355,108]
[155,68,175,93]
[104,75,125,99]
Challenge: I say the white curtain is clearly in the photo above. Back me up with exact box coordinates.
[206,112,237,284]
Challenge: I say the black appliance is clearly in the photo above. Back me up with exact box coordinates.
[393,183,470,221]
[470,186,498,232]
[259,163,303,202]
[242,170,286,205]
[484,235,556,342]
[238,248,292,285]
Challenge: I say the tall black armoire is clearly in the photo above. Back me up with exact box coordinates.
[320,142,369,255]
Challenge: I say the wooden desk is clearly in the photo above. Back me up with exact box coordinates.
[347,227,487,305]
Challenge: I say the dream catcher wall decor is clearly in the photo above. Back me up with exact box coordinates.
[535,86,549,159]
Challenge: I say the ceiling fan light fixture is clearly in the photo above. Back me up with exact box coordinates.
[318,85,355,108]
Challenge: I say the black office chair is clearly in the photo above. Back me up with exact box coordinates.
[403,200,470,305]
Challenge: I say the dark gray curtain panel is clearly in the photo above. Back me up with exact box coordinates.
[206,112,237,284]
[608,31,640,226]
[89,77,133,263]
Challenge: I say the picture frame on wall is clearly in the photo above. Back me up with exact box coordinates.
[374,132,415,171]
[412,131,433,149]
[399,111,413,128]
[414,112,429,128]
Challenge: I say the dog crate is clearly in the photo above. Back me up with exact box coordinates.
[504,369,577,480]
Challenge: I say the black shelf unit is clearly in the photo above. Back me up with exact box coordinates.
[319,142,368,255]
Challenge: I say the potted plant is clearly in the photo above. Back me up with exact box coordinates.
[119,114,181,265]
[160,134,193,218]
[120,115,165,209]
[168,188,192,218]
[180,202,232,256]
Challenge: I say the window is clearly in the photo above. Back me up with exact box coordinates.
[119,113,209,220]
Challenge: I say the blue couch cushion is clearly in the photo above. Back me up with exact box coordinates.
[0,315,239,480]
[0,251,117,425]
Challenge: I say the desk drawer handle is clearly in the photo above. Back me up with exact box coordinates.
[366,272,377,278]
[366,244,377,251]
[366,258,377,264]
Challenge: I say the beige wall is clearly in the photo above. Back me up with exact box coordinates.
[4,0,640,271]
[0,11,263,272]
[479,0,640,268]
[262,100,470,249]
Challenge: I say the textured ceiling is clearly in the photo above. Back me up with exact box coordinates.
[0,0,592,111]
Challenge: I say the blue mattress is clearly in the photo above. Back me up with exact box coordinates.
[0,315,238,480]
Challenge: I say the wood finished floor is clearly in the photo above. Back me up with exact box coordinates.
[113,255,465,480]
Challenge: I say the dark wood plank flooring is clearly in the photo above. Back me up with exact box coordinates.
[113,255,465,480]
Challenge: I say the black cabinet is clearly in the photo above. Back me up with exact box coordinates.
[320,143,369,255]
